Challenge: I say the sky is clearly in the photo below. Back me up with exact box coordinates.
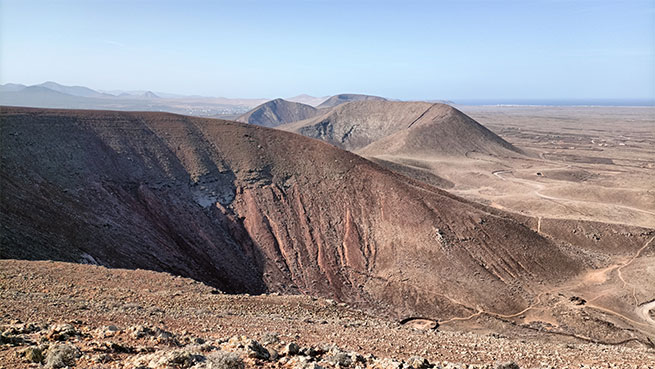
[1,0,653,101]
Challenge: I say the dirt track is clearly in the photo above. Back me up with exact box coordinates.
[493,170,655,218]
[440,225,655,345]
[636,300,655,326]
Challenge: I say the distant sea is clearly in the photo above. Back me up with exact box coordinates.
[454,98,654,107]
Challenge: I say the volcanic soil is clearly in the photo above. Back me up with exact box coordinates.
[1,260,654,368]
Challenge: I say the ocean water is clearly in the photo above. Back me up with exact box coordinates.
[454,98,655,107]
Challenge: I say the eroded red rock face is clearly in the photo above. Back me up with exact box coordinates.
[1,107,580,320]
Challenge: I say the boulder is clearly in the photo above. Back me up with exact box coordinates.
[46,323,78,341]
[21,346,44,363]
[496,362,520,369]
[407,356,431,369]
[44,343,81,369]
[245,339,270,360]
[281,342,300,356]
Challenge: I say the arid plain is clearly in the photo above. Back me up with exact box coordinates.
[453,106,655,229]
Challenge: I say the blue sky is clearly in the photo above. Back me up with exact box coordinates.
[1,0,653,100]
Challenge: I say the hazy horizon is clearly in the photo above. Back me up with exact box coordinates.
[1,0,654,101]
[3,80,655,106]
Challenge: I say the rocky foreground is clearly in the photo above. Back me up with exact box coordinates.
[1,321,518,369]
[1,260,654,369]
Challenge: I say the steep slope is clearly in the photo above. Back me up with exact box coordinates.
[280,100,520,157]
[358,103,522,157]
[1,107,580,320]
[281,100,432,151]
[317,94,386,109]
[236,98,319,127]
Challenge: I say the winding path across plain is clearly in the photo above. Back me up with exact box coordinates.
[636,300,655,327]
[440,232,655,343]
[491,170,655,217]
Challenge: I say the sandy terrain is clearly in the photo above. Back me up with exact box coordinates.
[354,105,655,350]
[2,260,654,368]
[452,105,655,228]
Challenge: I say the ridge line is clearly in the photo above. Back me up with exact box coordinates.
[407,104,436,129]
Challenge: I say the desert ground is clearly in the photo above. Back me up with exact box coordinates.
[1,104,654,368]
[430,105,654,229]
[355,105,655,358]
[2,260,654,368]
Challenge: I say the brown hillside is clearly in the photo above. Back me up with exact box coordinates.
[281,100,521,158]
[1,107,579,321]
[281,100,432,151]
[236,98,318,127]
[358,103,522,157]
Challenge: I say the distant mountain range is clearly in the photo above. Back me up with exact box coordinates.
[2,82,650,117]
[1,82,396,117]
[0,82,269,116]
[0,81,162,99]
[0,82,404,118]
